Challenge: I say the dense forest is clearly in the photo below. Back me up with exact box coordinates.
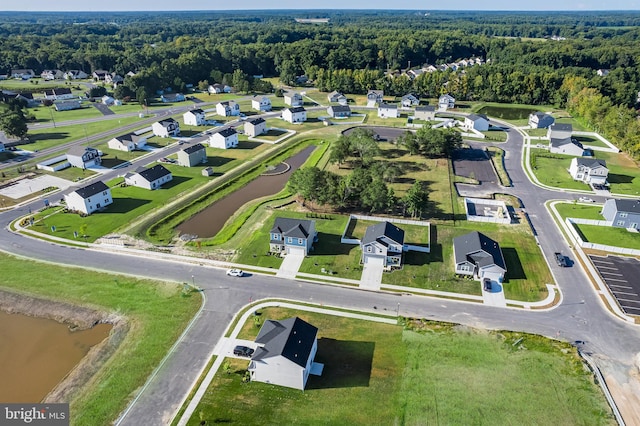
[2,10,640,157]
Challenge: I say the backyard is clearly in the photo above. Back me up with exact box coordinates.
[184,307,613,426]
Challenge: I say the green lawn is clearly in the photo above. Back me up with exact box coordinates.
[555,202,603,220]
[525,128,549,137]
[28,105,104,123]
[596,151,640,196]
[574,135,610,149]
[185,307,613,426]
[573,223,640,250]
[529,150,593,191]
[0,252,200,426]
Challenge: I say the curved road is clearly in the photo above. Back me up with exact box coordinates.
[1,114,639,425]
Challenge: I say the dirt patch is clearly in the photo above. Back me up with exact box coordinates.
[0,289,127,403]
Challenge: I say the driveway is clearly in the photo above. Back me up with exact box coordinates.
[213,337,257,359]
[482,280,507,307]
[276,252,305,279]
[360,257,384,290]
[0,175,74,199]
[92,103,115,116]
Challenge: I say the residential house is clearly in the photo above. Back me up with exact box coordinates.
[547,123,572,140]
[251,95,272,112]
[244,117,267,137]
[105,73,124,86]
[101,95,115,106]
[208,83,232,94]
[568,158,608,186]
[183,108,206,126]
[282,107,307,123]
[327,105,351,118]
[208,127,238,149]
[15,92,39,107]
[92,70,109,81]
[453,231,507,283]
[161,93,186,103]
[327,91,347,105]
[361,221,405,270]
[401,94,420,107]
[11,69,35,79]
[284,91,304,107]
[528,112,555,129]
[54,100,82,111]
[415,105,436,121]
[64,70,88,80]
[464,114,490,132]
[597,69,610,77]
[549,137,589,156]
[438,94,455,110]
[367,90,384,106]
[269,217,317,255]
[601,199,640,229]
[406,68,425,79]
[125,71,137,78]
[216,100,240,117]
[377,103,398,119]
[177,143,206,167]
[107,133,147,152]
[41,70,63,80]
[64,181,112,215]
[248,317,320,391]
[124,164,173,190]
[66,146,102,169]
[152,118,180,138]
[44,88,74,101]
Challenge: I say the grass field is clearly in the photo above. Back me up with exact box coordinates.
[574,135,610,149]
[0,252,201,426]
[185,307,613,426]
[573,223,640,250]
[28,105,104,123]
[555,202,603,220]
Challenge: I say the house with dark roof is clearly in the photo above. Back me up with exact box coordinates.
[208,83,232,94]
[183,108,206,126]
[401,93,420,107]
[269,217,317,255]
[177,143,206,167]
[248,317,321,390]
[152,118,180,138]
[216,100,240,117]
[547,123,573,140]
[528,112,555,129]
[464,114,490,131]
[105,72,124,86]
[54,100,82,111]
[284,91,303,107]
[107,133,147,152]
[378,103,398,118]
[43,87,74,101]
[549,137,589,157]
[92,70,109,81]
[15,92,39,107]
[251,95,272,112]
[66,146,101,169]
[244,117,267,137]
[453,231,507,282]
[327,91,347,105]
[63,70,88,80]
[568,158,608,185]
[415,105,436,121]
[361,221,405,270]
[160,93,185,103]
[11,69,35,79]
[601,199,640,229]
[367,90,384,106]
[327,105,351,118]
[438,94,455,110]
[208,127,238,149]
[282,106,307,123]
[64,181,112,215]
[124,164,173,190]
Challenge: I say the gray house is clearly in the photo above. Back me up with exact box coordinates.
[361,221,405,270]
[327,105,351,118]
[66,146,101,169]
[601,199,640,229]
[528,112,555,129]
[549,137,589,156]
[453,231,507,283]
[414,105,436,121]
[547,123,573,140]
[248,317,321,390]
[269,217,317,255]
[177,143,206,167]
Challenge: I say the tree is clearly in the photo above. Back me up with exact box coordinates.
[114,84,133,100]
[88,86,107,98]
[347,128,381,166]
[328,135,352,167]
[415,127,461,158]
[403,181,429,218]
[136,87,150,106]
[197,80,210,91]
[397,131,420,155]
[0,111,28,139]
[361,178,392,213]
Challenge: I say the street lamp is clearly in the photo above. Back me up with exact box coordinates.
[191,275,195,287]
[49,107,56,128]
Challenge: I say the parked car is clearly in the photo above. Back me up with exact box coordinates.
[233,345,254,357]
[555,252,568,267]
[226,268,244,277]
[578,197,595,203]
[483,278,492,291]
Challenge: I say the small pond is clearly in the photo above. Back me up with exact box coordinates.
[476,105,539,120]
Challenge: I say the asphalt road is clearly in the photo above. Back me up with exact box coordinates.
[0,112,639,425]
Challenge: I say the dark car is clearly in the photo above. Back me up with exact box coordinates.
[233,345,254,357]
[555,252,568,267]
[483,278,492,291]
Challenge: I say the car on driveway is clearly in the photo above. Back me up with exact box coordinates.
[226,268,244,277]
[483,278,492,291]
[233,345,254,357]
[555,252,568,267]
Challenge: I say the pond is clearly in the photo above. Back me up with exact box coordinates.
[177,145,316,239]
[0,310,111,403]
[476,105,539,120]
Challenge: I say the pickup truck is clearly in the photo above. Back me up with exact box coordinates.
[555,252,568,267]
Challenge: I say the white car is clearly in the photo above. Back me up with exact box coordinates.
[226,268,244,277]
[579,197,595,203]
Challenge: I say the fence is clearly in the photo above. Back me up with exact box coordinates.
[465,197,511,224]
[565,218,640,256]
[341,214,430,253]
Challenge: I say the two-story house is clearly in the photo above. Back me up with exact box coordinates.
[216,100,240,117]
[284,91,303,107]
[601,199,640,229]
[183,109,206,126]
[361,221,405,270]
[568,158,608,186]
[64,181,112,215]
[152,118,180,138]
[244,117,267,137]
[66,146,101,169]
[208,127,238,149]
[528,112,555,129]
[414,105,436,121]
[367,90,384,107]
[251,95,272,112]
[177,143,207,167]
[282,107,307,123]
[327,105,351,118]
[377,103,398,119]
[269,217,317,255]
[438,94,455,110]
[464,114,490,131]
[453,231,507,283]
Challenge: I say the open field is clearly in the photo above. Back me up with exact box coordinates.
[185,307,613,426]
[28,105,104,122]
[555,202,603,220]
[0,252,200,426]
[574,135,610,149]
[573,223,640,250]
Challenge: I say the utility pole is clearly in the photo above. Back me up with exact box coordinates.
[49,107,56,128]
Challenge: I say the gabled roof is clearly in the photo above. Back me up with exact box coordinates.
[550,137,582,149]
[186,108,204,115]
[574,158,607,169]
[67,145,98,157]
[416,105,436,112]
[530,111,549,119]
[162,93,183,100]
[137,164,171,183]
[114,132,143,143]
[328,105,351,113]
[216,127,237,138]
[467,113,488,122]
[247,117,266,125]
[402,93,418,99]
[378,103,397,109]
[252,317,318,367]
[550,123,572,133]
[362,221,405,246]
[284,91,302,97]
[439,93,455,100]
[74,181,109,199]
[252,95,270,102]
[287,106,306,114]
[368,89,384,96]
[157,118,178,127]
[453,231,506,271]
[182,143,205,155]
[610,199,640,214]
[271,217,314,239]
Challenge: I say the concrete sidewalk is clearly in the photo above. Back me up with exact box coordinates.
[276,253,305,279]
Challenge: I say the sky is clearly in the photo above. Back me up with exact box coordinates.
[1,0,640,12]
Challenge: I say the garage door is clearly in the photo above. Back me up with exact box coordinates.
[286,246,306,256]
[365,255,385,265]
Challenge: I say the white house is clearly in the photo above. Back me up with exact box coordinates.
[152,118,180,138]
[415,105,436,121]
[597,69,610,77]
[453,231,507,283]
[54,100,82,111]
[44,88,74,101]
[361,221,405,270]
[248,317,321,390]
[101,95,115,106]
[183,108,206,126]
[208,83,232,94]
[41,69,63,80]
[251,95,272,112]
[64,181,112,215]
[124,164,173,190]
[107,133,147,152]
[216,100,240,117]
[282,107,307,123]
[245,117,267,137]
[327,105,351,118]
[438,94,455,110]
[284,91,303,107]
[327,91,347,105]
[177,143,207,167]
[63,70,88,80]
[464,114,490,131]
[377,103,398,118]
[528,112,555,129]
[208,127,238,149]
[401,94,420,107]
[66,146,101,169]
[569,158,608,185]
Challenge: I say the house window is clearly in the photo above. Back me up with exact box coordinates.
[287,237,292,243]
[103,191,107,195]
[620,213,628,218]
[459,264,470,272]
[367,246,372,253]
[617,221,625,226]
[273,234,279,240]
[298,238,303,245]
